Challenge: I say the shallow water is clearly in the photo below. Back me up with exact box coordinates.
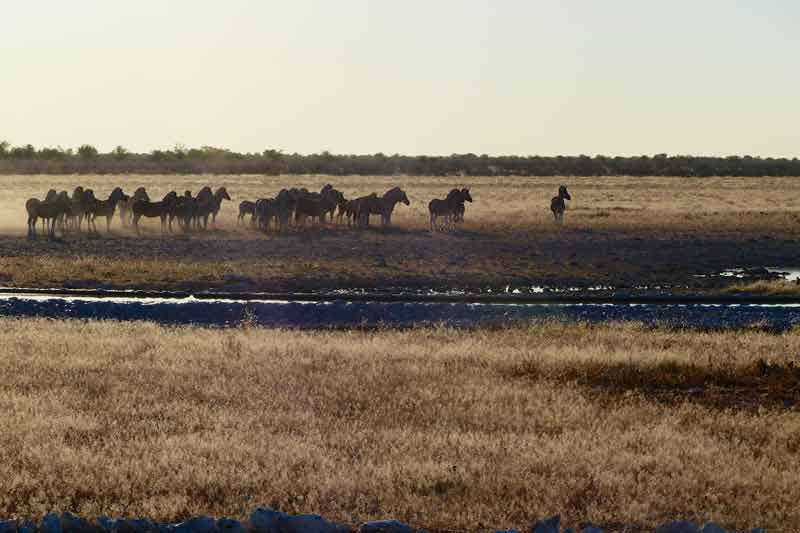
[1,292,800,330]
[768,267,800,281]
[710,266,800,281]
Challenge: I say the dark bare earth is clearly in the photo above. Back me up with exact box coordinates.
[1,224,797,293]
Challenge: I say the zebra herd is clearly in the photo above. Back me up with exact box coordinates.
[239,185,411,231]
[25,185,231,239]
[24,182,572,239]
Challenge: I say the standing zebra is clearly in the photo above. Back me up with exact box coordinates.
[550,185,571,224]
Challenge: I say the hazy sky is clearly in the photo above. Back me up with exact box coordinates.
[2,1,799,156]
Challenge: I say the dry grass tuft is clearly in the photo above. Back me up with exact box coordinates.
[724,280,800,295]
[0,319,797,531]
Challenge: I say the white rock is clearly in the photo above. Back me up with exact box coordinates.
[98,518,116,532]
[250,508,287,533]
[279,514,349,533]
[119,518,158,533]
[699,523,727,533]
[61,513,92,533]
[360,522,413,533]
[531,515,560,533]
[250,510,348,533]
[217,519,245,533]
[17,522,36,533]
[655,521,699,533]
[172,518,217,533]
[40,514,62,533]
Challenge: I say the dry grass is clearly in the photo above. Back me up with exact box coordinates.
[2,174,800,234]
[0,318,798,531]
[724,280,800,295]
[0,255,334,289]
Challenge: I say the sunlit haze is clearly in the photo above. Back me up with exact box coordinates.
[3,1,799,156]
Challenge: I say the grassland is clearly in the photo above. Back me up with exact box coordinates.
[0,318,797,531]
[0,175,799,292]
[724,279,800,295]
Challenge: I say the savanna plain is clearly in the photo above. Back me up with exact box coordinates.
[1,174,800,293]
[0,318,798,532]
[2,175,800,532]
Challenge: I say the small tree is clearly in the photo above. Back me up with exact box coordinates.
[262,148,284,161]
[38,146,68,159]
[112,145,129,160]
[173,144,188,160]
[10,144,36,159]
[150,150,169,162]
[0,141,9,159]
[78,144,98,159]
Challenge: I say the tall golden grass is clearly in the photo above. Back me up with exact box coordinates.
[0,318,797,531]
[1,174,800,234]
[724,280,800,295]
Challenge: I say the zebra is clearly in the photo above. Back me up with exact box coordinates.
[550,185,571,224]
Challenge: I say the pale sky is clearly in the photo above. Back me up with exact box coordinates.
[2,1,799,156]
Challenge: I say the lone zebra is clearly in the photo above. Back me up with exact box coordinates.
[550,185,571,224]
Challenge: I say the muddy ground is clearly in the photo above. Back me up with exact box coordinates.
[0,222,797,293]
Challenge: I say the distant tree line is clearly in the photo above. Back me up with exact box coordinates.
[1,141,799,176]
